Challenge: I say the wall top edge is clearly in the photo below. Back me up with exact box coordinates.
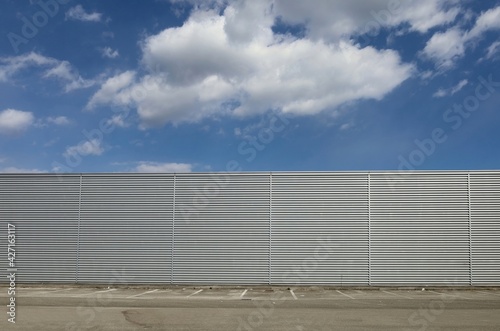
[0,170,500,177]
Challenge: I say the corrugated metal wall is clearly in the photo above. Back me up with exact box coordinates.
[0,171,499,286]
[470,172,500,285]
[370,172,470,286]
[271,173,369,285]
[0,175,80,283]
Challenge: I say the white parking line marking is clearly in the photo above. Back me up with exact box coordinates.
[381,290,413,299]
[35,288,74,295]
[240,289,248,298]
[290,289,298,300]
[476,290,500,297]
[187,289,203,298]
[126,289,159,299]
[336,290,355,299]
[74,289,117,297]
[426,290,471,300]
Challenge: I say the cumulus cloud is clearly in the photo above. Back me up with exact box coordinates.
[0,52,95,92]
[106,114,129,128]
[273,0,460,40]
[423,6,500,69]
[134,162,193,173]
[465,6,500,40]
[64,139,104,158]
[0,52,56,82]
[173,0,460,40]
[88,3,413,127]
[47,116,71,126]
[0,109,34,135]
[66,5,103,22]
[484,41,500,60]
[433,79,468,97]
[423,28,465,69]
[86,71,136,110]
[101,47,120,59]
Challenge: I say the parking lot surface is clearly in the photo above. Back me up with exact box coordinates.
[1,286,499,330]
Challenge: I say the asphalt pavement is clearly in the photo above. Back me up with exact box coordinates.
[1,286,499,330]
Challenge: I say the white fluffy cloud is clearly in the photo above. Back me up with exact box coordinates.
[88,3,413,127]
[0,52,55,82]
[433,79,468,97]
[485,41,500,60]
[106,114,129,128]
[0,52,94,92]
[64,139,104,158]
[134,162,193,173]
[66,5,102,22]
[273,0,460,40]
[101,47,120,59]
[466,5,500,40]
[86,71,136,110]
[47,116,71,126]
[0,109,34,135]
[422,28,465,69]
[423,6,500,69]
[172,0,460,39]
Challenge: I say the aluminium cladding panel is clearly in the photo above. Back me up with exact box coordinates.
[470,172,500,285]
[78,174,173,284]
[173,173,270,284]
[271,173,369,285]
[0,174,80,283]
[370,172,470,286]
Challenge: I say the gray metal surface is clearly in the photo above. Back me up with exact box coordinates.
[470,171,500,285]
[0,174,80,283]
[78,174,173,284]
[173,173,270,284]
[271,172,369,285]
[0,171,499,285]
[370,172,470,286]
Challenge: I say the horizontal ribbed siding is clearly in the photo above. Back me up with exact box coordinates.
[370,173,470,285]
[173,174,269,284]
[470,172,500,285]
[78,174,173,284]
[271,173,369,285]
[0,171,499,286]
[0,175,79,283]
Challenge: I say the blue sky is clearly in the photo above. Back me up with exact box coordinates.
[0,0,499,173]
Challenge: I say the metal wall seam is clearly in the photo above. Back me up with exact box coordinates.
[172,173,176,285]
[368,172,371,286]
[468,172,472,286]
[269,172,272,285]
[76,174,82,283]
